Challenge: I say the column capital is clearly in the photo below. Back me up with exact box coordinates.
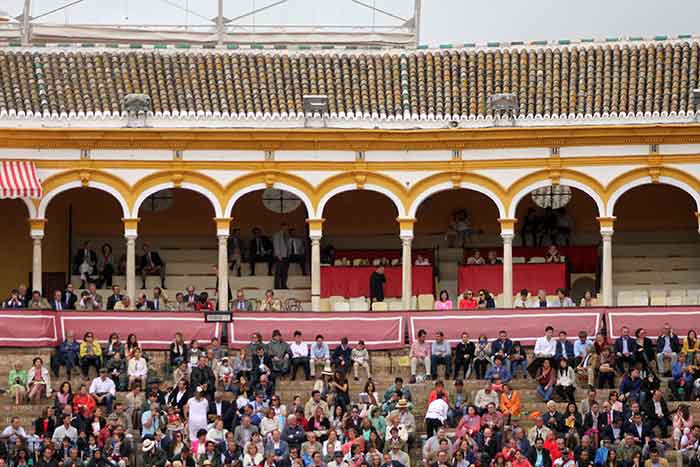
[29,218,47,238]
[214,217,232,236]
[501,232,514,242]
[497,217,518,235]
[397,217,415,239]
[306,218,325,238]
[122,217,140,237]
[597,216,616,233]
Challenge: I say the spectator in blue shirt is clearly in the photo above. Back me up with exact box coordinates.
[51,331,80,379]
[484,356,512,384]
[554,331,575,364]
[430,332,452,380]
[573,331,593,365]
[490,331,513,360]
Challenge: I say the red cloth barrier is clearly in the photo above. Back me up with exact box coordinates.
[606,307,700,339]
[321,266,434,298]
[334,249,434,265]
[228,312,405,350]
[465,246,598,273]
[0,310,58,347]
[408,309,602,345]
[458,264,567,295]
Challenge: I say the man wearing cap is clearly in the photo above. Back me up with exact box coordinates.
[387,439,410,467]
[142,438,168,467]
[89,367,116,412]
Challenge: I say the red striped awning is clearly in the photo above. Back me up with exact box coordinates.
[0,161,42,199]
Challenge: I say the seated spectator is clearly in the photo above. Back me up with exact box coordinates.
[72,383,96,417]
[551,288,575,307]
[643,390,670,438]
[466,250,485,265]
[513,289,532,308]
[478,289,496,309]
[89,368,116,412]
[458,290,478,309]
[140,242,166,289]
[114,295,132,310]
[434,290,453,310]
[554,331,575,364]
[535,289,550,308]
[8,361,27,405]
[136,292,155,311]
[259,289,282,312]
[580,290,597,307]
[4,288,25,308]
[289,331,310,381]
[656,323,680,376]
[486,250,501,265]
[614,326,637,374]
[195,292,214,312]
[545,245,563,263]
[454,332,475,379]
[485,356,512,384]
[351,340,371,381]
[27,290,50,309]
[554,359,576,403]
[619,368,642,403]
[74,241,97,288]
[232,289,254,311]
[86,282,104,309]
[79,332,102,378]
[430,331,452,379]
[575,345,596,389]
[536,359,556,402]
[414,254,430,266]
[510,341,528,379]
[473,335,491,380]
[332,337,352,375]
[171,292,193,311]
[409,329,431,383]
[528,415,552,444]
[77,291,98,311]
[128,347,148,390]
[669,352,695,401]
[474,382,499,414]
[310,334,331,378]
[597,347,616,389]
[151,286,168,311]
[681,329,700,365]
[106,350,128,391]
[499,383,521,422]
[51,331,80,379]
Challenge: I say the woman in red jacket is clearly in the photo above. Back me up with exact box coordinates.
[72,383,96,417]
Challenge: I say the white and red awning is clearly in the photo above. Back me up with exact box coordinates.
[0,161,42,199]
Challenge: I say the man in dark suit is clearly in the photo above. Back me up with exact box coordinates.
[582,401,608,433]
[554,331,575,364]
[106,285,123,311]
[527,437,552,467]
[601,417,624,443]
[63,283,78,309]
[287,228,307,275]
[623,413,652,445]
[74,241,97,272]
[190,355,216,400]
[135,293,155,311]
[140,243,166,289]
[614,326,637,373]
[49,290,68,311]
[208,392,236,429]
[642,390,670,438]
[249,227,273,276]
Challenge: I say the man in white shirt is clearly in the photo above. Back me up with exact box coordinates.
[513,289,533,308]
[89,368,117,412]
[0,417,27,451]
[309,334,330,378]
[529,326,557,376]
[51,414,78,448]
[289,330,310,381]
[424,390,449,438]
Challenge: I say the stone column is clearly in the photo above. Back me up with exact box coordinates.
[398,218,415,310]
[29,219,46,295]
[215,218,232,311]
[122,218,139,304]
[498,218,517,308]
[307,218,324,312]
[598,217,616,306]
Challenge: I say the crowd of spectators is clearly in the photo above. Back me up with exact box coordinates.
[3,316,700,467]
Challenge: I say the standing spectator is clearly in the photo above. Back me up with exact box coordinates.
[369,266,386,303]
[424,390,449,438]
[310,335,331,378]
[191,356,216,400]
[250,227,274,276]
[272,223,291,290]
[331,337,352,374]
[351,341,371,381]
[409,329,431,383]
[140,243,166,289]
[290,331,310,381]
[97,243,115,289]
[454,332,475,380]
[228,228,244,277]
[288,228,307,275]
[185,389,210,441]
[75,241,97,289]
[656,323,680,376]
[430,331,452,380]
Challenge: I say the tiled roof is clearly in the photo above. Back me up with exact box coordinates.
[1,40,699,121]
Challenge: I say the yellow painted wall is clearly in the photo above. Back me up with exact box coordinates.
[615,184,697,231]
[415,190,500,235]
[230,190,308,237]
[0,200,32,295]
[323,190,399,236]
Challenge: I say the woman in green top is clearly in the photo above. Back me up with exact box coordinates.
[8,361,27,405]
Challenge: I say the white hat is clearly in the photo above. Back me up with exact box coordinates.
[142,439,155,452]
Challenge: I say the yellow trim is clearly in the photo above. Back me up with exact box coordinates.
[223,170,316,214]
[306,218,325,232]
[29,218,47,230]
[498,218,518,232]
[121,218,140,230]
[396,217,416,231]
[41,169,132,207]
[597,217,616,230]
[606,166,700,198]
[214,217,232,231]
[407,171,508,210]
[129,170,225,212]
[313,171,409,213]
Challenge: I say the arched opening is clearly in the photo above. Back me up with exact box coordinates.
[413,188,501,301]
[43,188,124,297]
[136,188,216,295]
[0,199,32,296]
[228,187,311,307]
[612,184,699,303]
[512,185,601,304]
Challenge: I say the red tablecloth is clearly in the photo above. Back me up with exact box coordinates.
[321,266,434,298]
[334,249,434,265]
[458,263,567,295]
[465,246,597,273]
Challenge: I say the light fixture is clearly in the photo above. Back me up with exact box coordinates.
[302,94,329,115]
[488,93,519,113]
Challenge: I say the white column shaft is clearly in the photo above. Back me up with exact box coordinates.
[502,234,513,308]
[126,236,137,304]
[32,236,43,294]
[218,235,229,311]
[401,237,413,309]
[311,237,321,311]
[602,231,614,306]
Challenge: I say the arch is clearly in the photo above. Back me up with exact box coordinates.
[506,170,606,219]
[10,198,37,218]
[224,171,315,217]
[38,170,131,219]
[606,167,700,216]
[130,171,224,218]
[314,172,407,218]
[407,173,507,218]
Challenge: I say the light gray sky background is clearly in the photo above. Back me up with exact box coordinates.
[6,0,700,44]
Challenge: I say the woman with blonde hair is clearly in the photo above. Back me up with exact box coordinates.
[8,361,27,405]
